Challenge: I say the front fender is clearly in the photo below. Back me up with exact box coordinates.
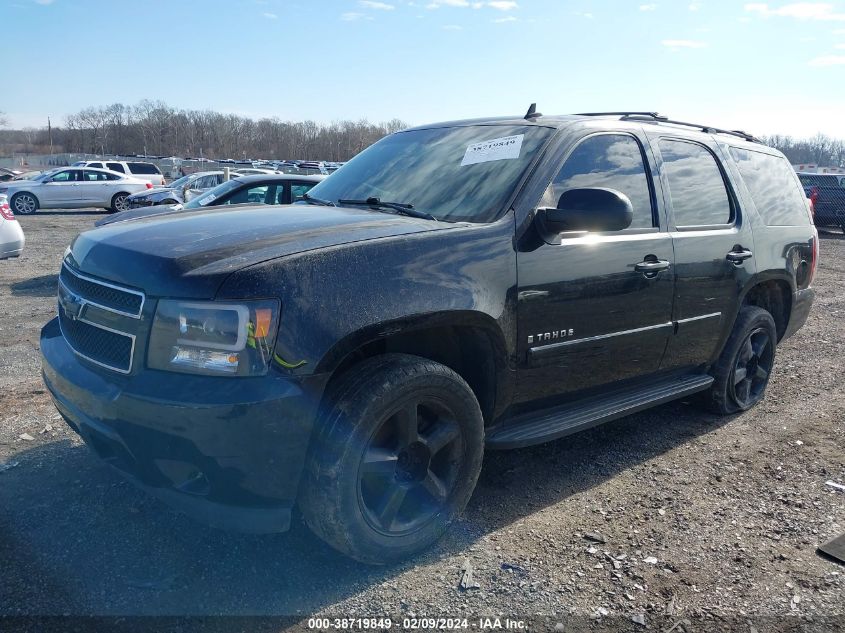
[215,215,518,382]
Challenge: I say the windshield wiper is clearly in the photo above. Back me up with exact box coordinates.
[301,193,336,207]
[338,197,436,221]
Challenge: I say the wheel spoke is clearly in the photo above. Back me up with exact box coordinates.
[751,333,770,357]
[420,469,448,502]
[422,420,460,455]
[361,447,398,477]
[376,483,408,529]
[733,367,747,385]
[740,339,754,363]
[393,403,419,448]
[737,379,752,404]
[755,366,769,381]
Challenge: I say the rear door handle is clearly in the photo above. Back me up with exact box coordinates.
[634,259,671,273]
[726,249,753,264]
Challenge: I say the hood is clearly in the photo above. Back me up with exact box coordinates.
[70,204,453,298]
[95,203,181,227]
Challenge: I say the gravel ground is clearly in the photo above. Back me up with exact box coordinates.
[0,211,843,630]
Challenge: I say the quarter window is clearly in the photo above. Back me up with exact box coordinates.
[544,134,655,229]
[659,139,732,226]
[106,162,125,173]
[730,148,809,226]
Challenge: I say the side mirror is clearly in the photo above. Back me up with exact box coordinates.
[535,187,633,241]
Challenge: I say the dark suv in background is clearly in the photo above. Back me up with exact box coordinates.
[41,109,817,564]
[798,172,845,232]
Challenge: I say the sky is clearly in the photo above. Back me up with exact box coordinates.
[2,0,845,138]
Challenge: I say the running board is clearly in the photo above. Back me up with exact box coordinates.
[486,374,714,450]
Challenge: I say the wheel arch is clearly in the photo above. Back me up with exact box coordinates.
[315,310,510,424]
[738,274,793,341]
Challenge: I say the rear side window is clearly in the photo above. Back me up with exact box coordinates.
[106,162,125,173]
[730,148,810,226]
[128,162,161,175]
[798,174,842,188]
[659,139,732,227]
[544,134,655,229]
[87,162,103,169]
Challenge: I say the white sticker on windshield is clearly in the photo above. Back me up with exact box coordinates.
[461,134,524,167]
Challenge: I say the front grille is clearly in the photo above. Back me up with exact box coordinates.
[60,264,143,317]
[59,312,134,373]
[57,264,145,373]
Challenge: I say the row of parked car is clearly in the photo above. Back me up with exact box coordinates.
[0,166,327,259]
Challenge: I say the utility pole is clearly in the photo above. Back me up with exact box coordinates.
[48,117,53,160]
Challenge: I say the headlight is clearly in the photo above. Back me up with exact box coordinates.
[148,299,280,376]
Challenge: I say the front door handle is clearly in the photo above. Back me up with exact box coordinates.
[726,249,753,264]
[634,259,671,274]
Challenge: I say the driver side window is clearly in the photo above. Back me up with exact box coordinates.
[542,134,655,229]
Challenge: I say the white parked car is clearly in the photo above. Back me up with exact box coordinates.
[0,195,25,259]
[72,160,165,186]
[0,167,152,214]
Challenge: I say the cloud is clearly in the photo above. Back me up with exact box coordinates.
[442,23,463,29]
[835,42,845,47]
[262,12,277,19]
[639,4,658,10]
[575,11,594,18]
[488,1,518,9]
[426,0,469,7]
[688,2,702,10]
[341,11,372,20]
[359,0,394,9]
[808,54,845,64]
[745,3,845,20]
[493,15,517,21]
[662,39,707,48]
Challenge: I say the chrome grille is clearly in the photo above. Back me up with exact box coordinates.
[59,264,144,318]
[59,311,134,373]
[57,264,144,374]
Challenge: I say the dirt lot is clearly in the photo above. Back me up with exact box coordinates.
[0,211,843,629]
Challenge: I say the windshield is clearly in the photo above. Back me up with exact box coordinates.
[165,175,193,189]
[305,125,553,223]
[183,179,242,209]
[34,168,62,182]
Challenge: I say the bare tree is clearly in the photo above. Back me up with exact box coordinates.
[0,111,7,128]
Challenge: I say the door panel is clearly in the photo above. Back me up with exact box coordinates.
[517,233,675,402]
[38,170,81,207]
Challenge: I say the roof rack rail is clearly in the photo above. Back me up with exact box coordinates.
[575,111,762,144]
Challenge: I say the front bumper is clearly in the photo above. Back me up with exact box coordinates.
[40,317,324,533]
[783,287,815,341]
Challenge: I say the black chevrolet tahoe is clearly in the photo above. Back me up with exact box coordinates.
[41,110,817,564]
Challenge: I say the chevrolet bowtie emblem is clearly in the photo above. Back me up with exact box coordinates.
[60,288,85,321]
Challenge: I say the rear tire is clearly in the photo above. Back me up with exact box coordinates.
[11,192,38,215]
[702,306,777,415]
[299,354,484,564]
[110,192,130,213]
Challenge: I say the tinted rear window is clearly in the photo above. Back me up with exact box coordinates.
[729,148,809,226]
[128,162,161,175]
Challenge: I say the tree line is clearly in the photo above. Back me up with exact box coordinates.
[1,103,844,166]
[0,101,407,161]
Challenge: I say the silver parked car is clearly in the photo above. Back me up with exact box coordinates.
[0,167,152,214]
[0,195,25,259]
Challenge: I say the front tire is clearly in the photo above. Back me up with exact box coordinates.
[300,354,484,564]
[11,192,38,215]
[703,306,777,415]
[110,192,130,213]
